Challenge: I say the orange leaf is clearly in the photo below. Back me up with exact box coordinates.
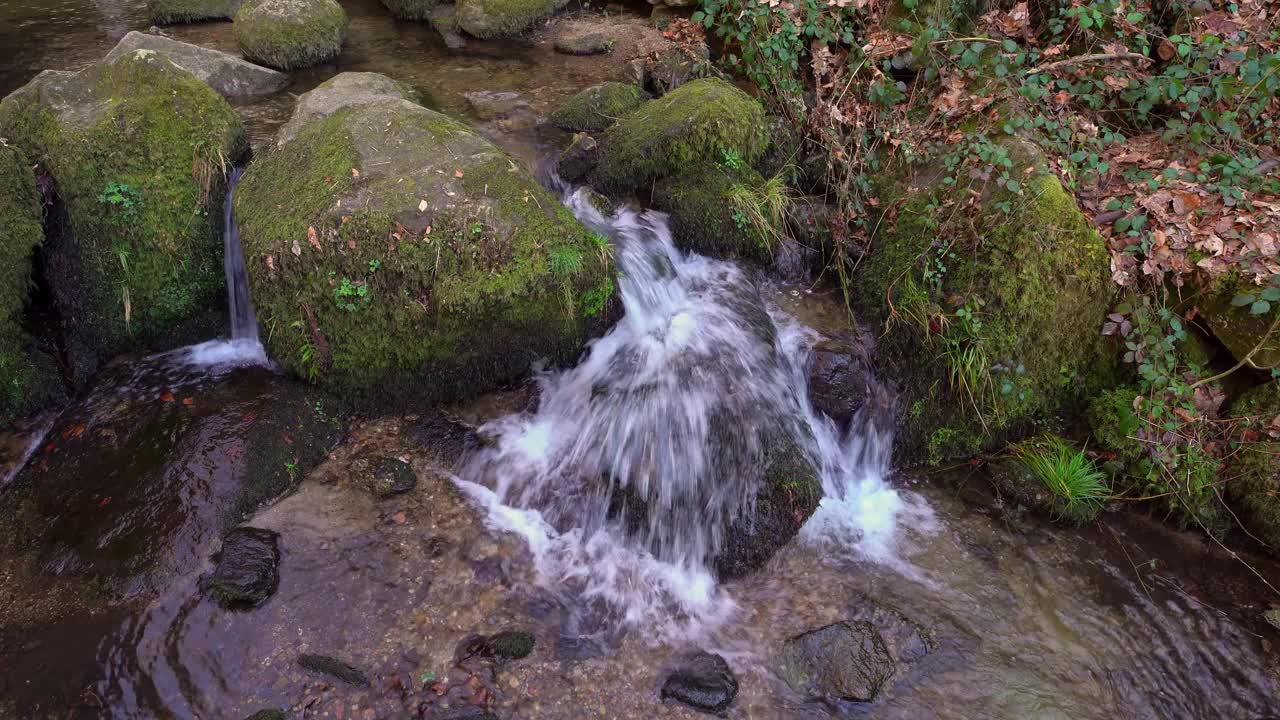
[161,391,175,402]
[454,170,464,178]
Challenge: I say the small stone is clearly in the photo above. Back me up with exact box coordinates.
[660,652,738,715]
[349,455,417,498]
[778,621,895,702]
[199,527,281,609]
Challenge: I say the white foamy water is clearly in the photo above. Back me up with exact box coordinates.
[457,186,928,638]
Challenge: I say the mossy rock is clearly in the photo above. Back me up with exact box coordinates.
[0,141,62,426]
[104,31,289,98]
[1227,382,1280,554]
[651,163,776,265]
[297,654,369,686]
[857,143,1117,464]
[148,0,241,23]
[549,82,649,134]
[455,0,570,38]
[0,51,249,386]
[1197,276,1280,370]
[234,0,348,71]
[380,0,441,20]
[1086,386,1143,466]
[276,71,423,146]
[236,78,616,409]
[591,77,767,194]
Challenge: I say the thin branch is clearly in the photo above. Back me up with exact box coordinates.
[1026,51,1154,75]
[1189,312,1280,390]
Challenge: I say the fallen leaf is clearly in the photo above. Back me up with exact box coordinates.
[454,169,464,178]
[418,199,428,212]
[351,167,360,178]
[308,225,321,250]
[182,397,194,406]
[292,239,302,256]
[392,511,407,525]
[161,391,175,403]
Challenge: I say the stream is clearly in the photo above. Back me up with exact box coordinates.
[2,1,1280,719]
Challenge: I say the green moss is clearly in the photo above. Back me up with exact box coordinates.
[1087,386,1143,464]
[380,0,440,20]
[236,103,615,408]
[147,0,239,23]
[484,630,535,659]
[1227,382,1280,552]
[549,82,649,133]
[456,0,566,38]
[1197,273,1280,369]
[592,78,768,194]
[858,151,1116,464]
[234,0,348,71]
[0,52,248,385]
[651,163,774,264]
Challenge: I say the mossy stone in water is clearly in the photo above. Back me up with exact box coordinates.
[297,653,370,686]
[651,163,776,265]
[549,82,649,134]
[591,78,767,194]
[235,75,616,409]
[1227,382,1280,554]
[455,0,570,38]
[199,527,281,608]
[380,0,441,20]
[0,51,248,386]
[148,0,241,23]
[234,0,348,71]
[856,141,1116,464]
[0,142,62,426]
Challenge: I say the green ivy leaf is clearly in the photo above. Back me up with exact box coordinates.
[1251,300,1271,315]
[1231,293,1256,307]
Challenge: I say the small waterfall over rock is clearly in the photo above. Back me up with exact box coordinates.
[456,187,920,638]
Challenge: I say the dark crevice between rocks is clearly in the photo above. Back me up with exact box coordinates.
[27,170,74,397]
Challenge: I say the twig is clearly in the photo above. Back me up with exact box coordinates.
[1189,313,1280,389]
[1105,522,1152,601]
[1026,51,1153,75]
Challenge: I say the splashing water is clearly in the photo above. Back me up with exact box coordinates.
[457,187,925,637]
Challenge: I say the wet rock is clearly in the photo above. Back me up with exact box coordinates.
[0,50,247,385]
[456,0,570,38]
[556,133,598,183]
[651,163,774,265]
[243,710,287,720]
[646,43,710,96]
[779,621,894,702]
[297,653,370,686]
[237,74,615,409]
[428,5,468,48]
[350,455,417,498]
[787,195,839,257]
[234,0,348,71]
[147,0,240,23]
[554,31,610,55]
[456,630,536,665]
[549,82,649,133]
[103,31,288,97]
[807,338,869,426]
[277,72,422,146]
[464,90,529,121]
[660,652,738,716]
[987,457,1056,517]
[381,0,441,20]
[199,527,281,609]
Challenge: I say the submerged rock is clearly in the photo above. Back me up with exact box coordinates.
[549,82,648,133]
[0,50,248,385]
[199,527,282,609]
[0,141,62,427]
[1227,382,1280,554]
[297,653,370,686]
[277,71,421,146]
[556,133,598,183]
[427,5,468,48]
[455,629,536,664]
[660,652,738,715]
[104,31,288,98]
[779,621,894,702]
[147,0,241,23]
[349,455,417,497]
[807,337,870,426]
[464,90,528,120]
[591,77,767,194]
[235,74,615,408]
[456,0,570,38]
[234,0,348,71]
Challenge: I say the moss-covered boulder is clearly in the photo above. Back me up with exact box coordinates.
[591,78,767,194]
[148,0,241,23]
[0,141,62,425]
[549,82,649,134]
[1227,382,1280,553]
[380,0,440,20]
[1197,278,1280,370]
[234,0,348,71]
[104,31,288,98]
[0,51,248,386]
[236,78,616,408]
[857,144,1116,464]
[277,71,421,146]
[456,0,569,38]
[652,163,779,265]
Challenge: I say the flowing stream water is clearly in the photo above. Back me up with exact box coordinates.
[2,2,1280,719]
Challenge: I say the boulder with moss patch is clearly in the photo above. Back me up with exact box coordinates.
[236,75,616,408]
[148,0,241,23]
[234,0,348,71]
[1227,382,1280,554]
[0,51,248,385]
[0,142,62,426]
[652,163,778,265]
[277,71,421,146]
[591,77,766,195]
[549,82,648,134]
[104,31,288,98]
[1197,278,1280,370]
[455,0,570,38]
[856,143,1117,464]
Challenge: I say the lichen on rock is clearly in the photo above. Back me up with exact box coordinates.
[455,0,570,39]
[234,0,348,71]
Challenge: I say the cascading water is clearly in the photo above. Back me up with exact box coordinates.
[456,186,923,638]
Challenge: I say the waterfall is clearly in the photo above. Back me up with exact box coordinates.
[455,186,918,639]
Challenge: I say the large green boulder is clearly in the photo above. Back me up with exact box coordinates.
[0,50,248,386]
[235,75,616,407]
[276,71,422,146]
[549,82,649,133]
[591,77,767,194]
[651,163,778,265]
[857,144,1116,463]
[0,142,61,425]
[147,0,241,23]
[234,0,348,71]
[380,0,440,20]
[456,0,570,38]
[1227,382,1280,554]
